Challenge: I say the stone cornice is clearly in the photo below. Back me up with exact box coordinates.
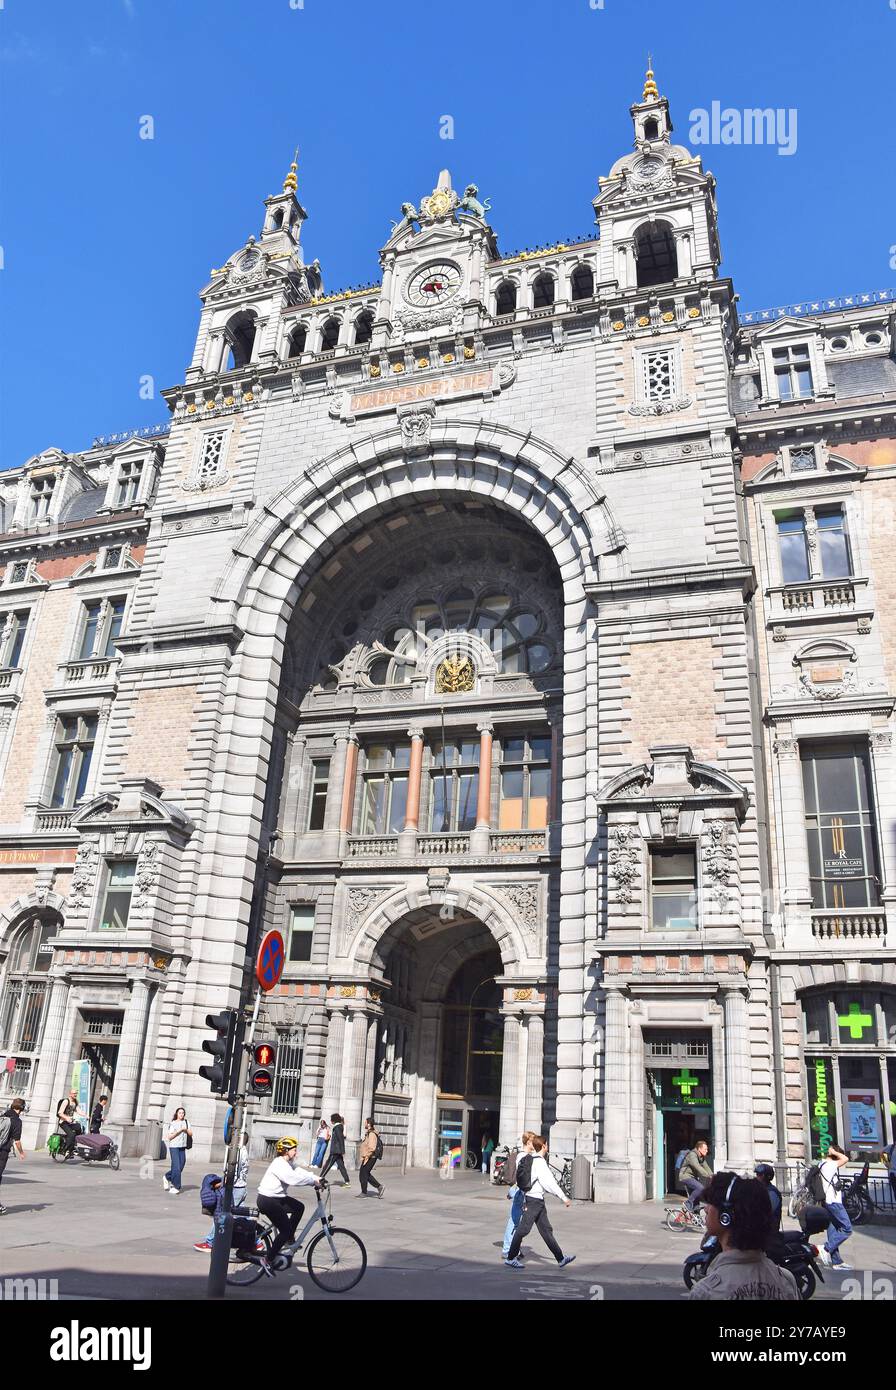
[115,622,244,656]
[586,563,755,603]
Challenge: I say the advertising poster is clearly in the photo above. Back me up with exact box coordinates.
[841,1088,882,1147]
[71,1058,91,1120]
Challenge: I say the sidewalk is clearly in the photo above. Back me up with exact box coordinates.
[1,1157,894,1301]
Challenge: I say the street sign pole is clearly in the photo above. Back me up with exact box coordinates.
[207,864,283,1297]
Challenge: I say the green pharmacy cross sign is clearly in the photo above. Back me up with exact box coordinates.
[838,1002,874,1040]
[673,1068,699,1098]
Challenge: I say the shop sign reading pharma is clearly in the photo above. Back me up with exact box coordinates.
[808,1056,835,1158]
[330,361,517,423]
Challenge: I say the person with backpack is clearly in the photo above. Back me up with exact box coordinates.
[816,1144,853,1270]
[358,1117,385,1198]
[504,1135,576,1270]
[679,1139,713,1210]
[501,1131,535,1260]
[56,1090,85,1159]
[0,1098,26,1214]
[319,1113,351,1185]
[311,1117,330,1169]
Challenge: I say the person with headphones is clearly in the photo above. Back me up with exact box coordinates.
[256,1136,320,1261]
[686,1173,799,1301]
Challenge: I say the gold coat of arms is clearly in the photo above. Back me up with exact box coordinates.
[435,655,475,693]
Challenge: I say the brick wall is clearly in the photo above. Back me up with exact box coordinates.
[625,636,719,763]
[123,686,199,795]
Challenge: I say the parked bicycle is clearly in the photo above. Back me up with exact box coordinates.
[664,1202,707,1233]
[549,1157,574,1199]
[227,1182,367,1292]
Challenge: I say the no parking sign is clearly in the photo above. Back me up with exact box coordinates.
[255,930,285,993]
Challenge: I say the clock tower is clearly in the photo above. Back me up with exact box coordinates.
[372,169,497,351]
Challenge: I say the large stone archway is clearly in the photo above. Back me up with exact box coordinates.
[174,420,619,1151]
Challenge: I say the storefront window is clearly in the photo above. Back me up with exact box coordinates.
[801,741,881,909]
[802,988,896,1156]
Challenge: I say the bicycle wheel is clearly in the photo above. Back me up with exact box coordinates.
[306,1226,367,1293]
[788,1187,809,1220]
[226,1221,275,1287]
[464,1150,478,1170]
[665,1208,687,1232]
[108,1149,121,1171]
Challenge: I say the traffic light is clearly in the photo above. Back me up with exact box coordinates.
[199,1010,239,1095]
[248,1039,277,1096]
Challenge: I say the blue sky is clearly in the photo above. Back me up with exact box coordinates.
[1,0,894,467]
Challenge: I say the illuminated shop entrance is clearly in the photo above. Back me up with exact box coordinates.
[434,950,503,1169]
[644,1030,714,1199]
[802,988,896,1158]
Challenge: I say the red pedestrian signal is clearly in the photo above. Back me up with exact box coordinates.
[249,1039,277,1096]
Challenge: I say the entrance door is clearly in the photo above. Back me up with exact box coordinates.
[435,1104,467,1169]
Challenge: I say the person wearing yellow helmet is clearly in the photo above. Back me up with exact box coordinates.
[257,1136,319,1259]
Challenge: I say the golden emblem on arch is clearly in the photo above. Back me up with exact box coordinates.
[435,654,475,694]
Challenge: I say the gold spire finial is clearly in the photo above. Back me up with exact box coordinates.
[283,146,299,194]
[642,57,659,102]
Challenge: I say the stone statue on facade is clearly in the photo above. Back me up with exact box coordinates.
[458,184,491,219]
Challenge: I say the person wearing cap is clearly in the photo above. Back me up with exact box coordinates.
[0,1098,26,1214]
[753,1162,783,1228]
[256,1136,319,1260]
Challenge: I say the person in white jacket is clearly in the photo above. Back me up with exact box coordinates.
[504,1136,576,1269]
[256,1136,320,1258]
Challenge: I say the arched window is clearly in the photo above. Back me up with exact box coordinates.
[286,324,307,359]
[0,916,57,1099]
[320,317,340,351]
[494,280,517,316]
[532,273,555,309]
[354,311,374,346]
[273,208,285,229]
[362,590,556,686]
[644,117,659,140]
[440,950,503,1099]
[570,264,594,301]
[225,311,257,369]
[634,221,678,288]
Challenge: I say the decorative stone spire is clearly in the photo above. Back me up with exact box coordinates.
[630,56,672,146]
[283,147,299,194]
[642,57,659,102]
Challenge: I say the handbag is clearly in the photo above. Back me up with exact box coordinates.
[185,1129,193,1151]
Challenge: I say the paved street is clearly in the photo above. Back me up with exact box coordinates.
[1,1156,895,1302]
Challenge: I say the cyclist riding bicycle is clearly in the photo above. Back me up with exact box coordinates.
[256,1136,321,1263]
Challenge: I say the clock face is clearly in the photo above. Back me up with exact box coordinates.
[239,250,261,272]
[633,157,664,182]
[405,262,462,308]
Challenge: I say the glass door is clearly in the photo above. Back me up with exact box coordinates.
[435,1104,466,1169]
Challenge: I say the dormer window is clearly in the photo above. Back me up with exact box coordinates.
[28,475,56,523]
[772,343,813,401]
[114,457,143,508]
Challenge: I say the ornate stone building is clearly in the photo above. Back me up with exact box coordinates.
[1,74,894,1198]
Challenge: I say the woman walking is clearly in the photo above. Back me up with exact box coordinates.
[319,1113,350,1185]
[358,1117,385,1198]
[163,1106,192,1194]
[311,1117,330,1169]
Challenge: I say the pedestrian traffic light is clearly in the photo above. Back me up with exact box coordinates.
[248,1039,277,1096]
[199,1010,239,1095]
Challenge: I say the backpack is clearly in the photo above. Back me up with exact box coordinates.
[374,1134,384,1161]
[806,1163,834,1202]
[673,1148,689,1175]
[504,1148,519,1186]
[515,1154,535,1193]
[231,1215,261,1251]
[0,1115,12,1150]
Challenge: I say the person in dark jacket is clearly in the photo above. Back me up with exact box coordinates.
[754,1162,783,1228]
[89,1095,108,1134]
[0,1098,26,1214]
[319,1113,350,1185]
